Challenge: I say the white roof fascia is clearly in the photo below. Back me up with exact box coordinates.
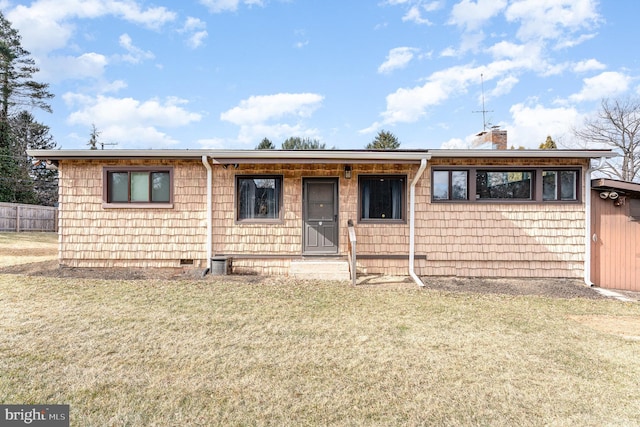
[427,149,617,159]
[27,148,616,162]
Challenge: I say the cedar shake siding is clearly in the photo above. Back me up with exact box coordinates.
[213,163,414,276]
[420,158,589,278]
[59,159,207,268]
[53,153,592,279]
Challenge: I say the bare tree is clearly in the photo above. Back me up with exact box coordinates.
[574,98,640,182]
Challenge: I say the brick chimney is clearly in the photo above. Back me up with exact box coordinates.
[473,126,507,150]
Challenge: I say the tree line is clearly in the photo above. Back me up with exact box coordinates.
[0,11,57,206]
[256,130,401,150]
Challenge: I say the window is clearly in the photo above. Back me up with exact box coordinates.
[433,170,468,201]
[542,170,577,201]
[237,175,282,221]
[104,167,172,205]
[359,175,405,221]
[432,168,580,203]
[476,171,532,200]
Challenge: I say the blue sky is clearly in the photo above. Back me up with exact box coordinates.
[2,0,638,150]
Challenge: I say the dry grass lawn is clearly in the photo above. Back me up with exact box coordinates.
[1,233,640,425]
[0,232,57,267]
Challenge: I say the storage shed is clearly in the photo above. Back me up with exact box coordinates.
[590,178,640,291]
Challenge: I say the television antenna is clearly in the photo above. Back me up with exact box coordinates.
[100,141,118,150]
[472,73,493,131]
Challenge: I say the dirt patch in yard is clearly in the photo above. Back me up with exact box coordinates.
[420,276,607,300]
[0,259,610,300]
[570,315,640,340]
[0,260,187,280]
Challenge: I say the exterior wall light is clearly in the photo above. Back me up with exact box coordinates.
[344,165,352,179]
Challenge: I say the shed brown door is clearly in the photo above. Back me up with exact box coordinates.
[303,178,339,254]
[591,190,640,291]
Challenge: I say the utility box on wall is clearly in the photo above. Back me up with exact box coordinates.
[629,199,640,220]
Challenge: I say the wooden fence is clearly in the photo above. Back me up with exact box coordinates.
[0,202,58,232]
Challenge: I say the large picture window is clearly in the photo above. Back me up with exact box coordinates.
[237,175,282,222]
[359,175,405,222]
[432,168,580,203]
[476,171,533,200]
[104,167,172,205]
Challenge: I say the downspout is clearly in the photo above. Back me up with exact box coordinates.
[202,155,213,272]
[584,157,606,287]
[409,158,428,287]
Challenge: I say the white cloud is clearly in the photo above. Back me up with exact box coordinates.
[440,47,458,57]
[509,102,581,148]
[100,80,128,93]
[440,137,470,149]
[183,17,207,32]
[376,61,529,126]
[378,47,419,74]
[198,137,227,149]
[199,0,264,13]
[573,59,606,73]
[402,6,432,25]
[489,75,519,98]
[505,0,600,44]
[118,33,154,63]
[569,71,630,103]
[485,40,547,73]
[449,0,507,31]
[381,80,450,123]
[221,93,324,125]
[7,0,176,54]
[424,1,443,12]
[180,17,208,49]
[37,52,108,83]
[187,31,209,49]
[358,121,382,135]
[63,94,202,148]
[220,93,324,144]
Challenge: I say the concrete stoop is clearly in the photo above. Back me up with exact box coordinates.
[289,260,351,282]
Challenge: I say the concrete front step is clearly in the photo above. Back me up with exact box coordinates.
[289,260,351,282]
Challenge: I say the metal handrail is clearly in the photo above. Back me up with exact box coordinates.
[347,219,356,285]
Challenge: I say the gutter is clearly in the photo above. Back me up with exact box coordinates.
[584,157,606,287]
[202,155,213,272]
[409,158,428,287]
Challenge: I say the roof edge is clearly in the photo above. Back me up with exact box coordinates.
[26,148,616,162]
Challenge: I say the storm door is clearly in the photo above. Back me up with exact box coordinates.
[303,178,339,254]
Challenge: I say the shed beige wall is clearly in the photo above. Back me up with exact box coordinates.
[58,159,207,268]
[591,190,640,291]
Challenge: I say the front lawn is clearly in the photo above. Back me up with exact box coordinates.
[1,275,639,426]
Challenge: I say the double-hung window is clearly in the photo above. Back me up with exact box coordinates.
[359,175,406,222]
[236,175,283,222]
[104,167,172,206]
